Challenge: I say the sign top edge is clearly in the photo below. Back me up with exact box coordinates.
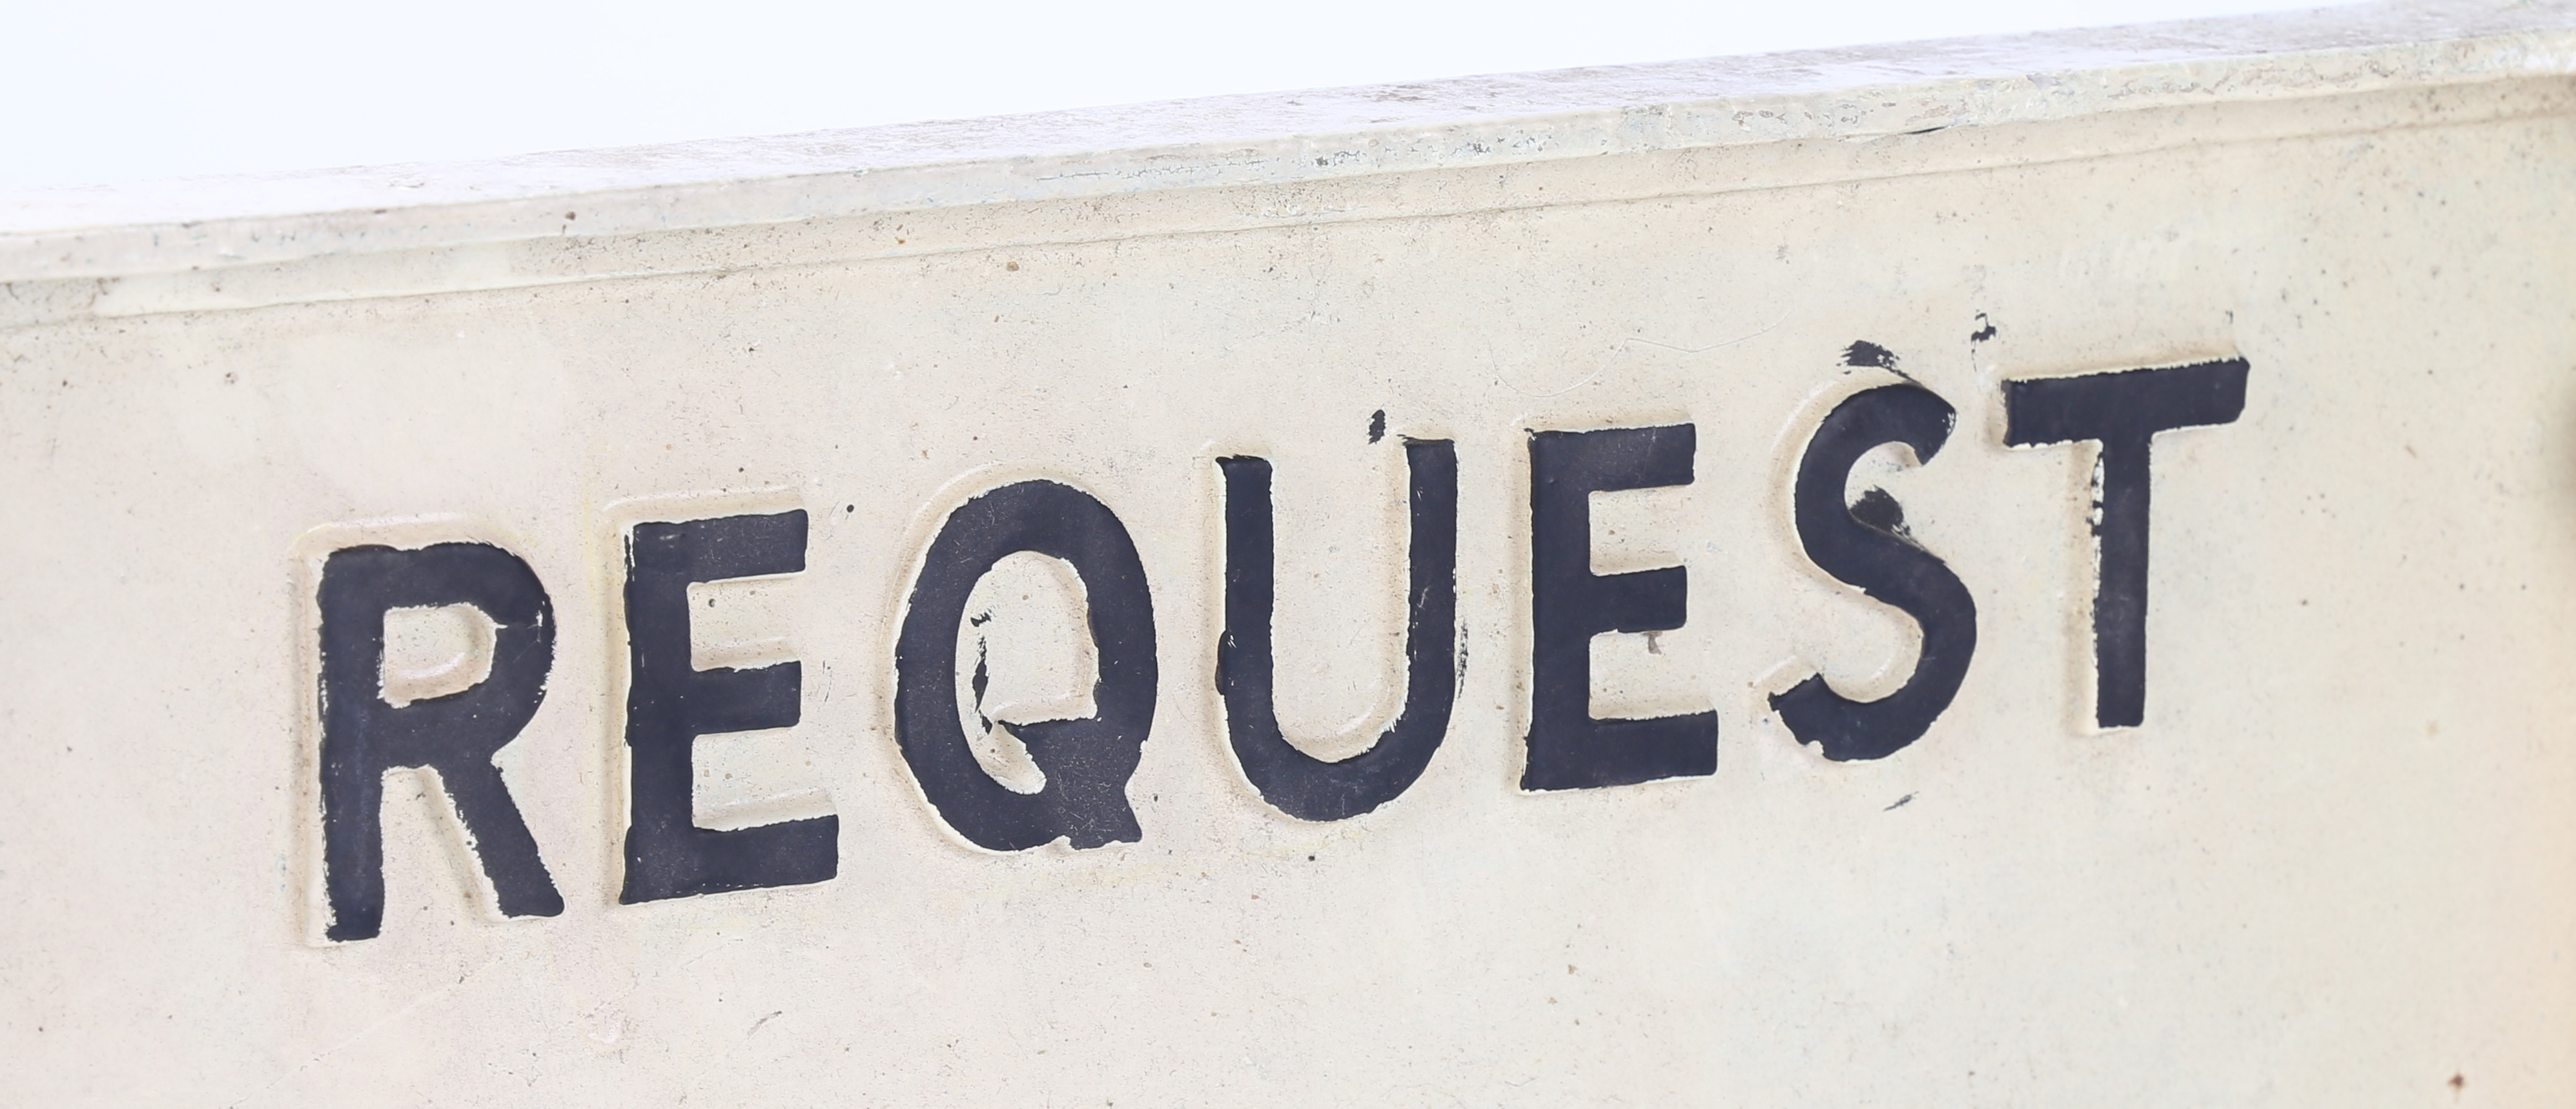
[3,0,2571,278]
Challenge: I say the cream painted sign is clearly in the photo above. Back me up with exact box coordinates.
[6,4,2575,1105]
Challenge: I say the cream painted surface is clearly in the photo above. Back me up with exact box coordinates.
[4,4,2575,1105]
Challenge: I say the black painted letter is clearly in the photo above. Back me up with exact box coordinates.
[1524,425,1717,791]
[894,481,1158,850]
[316,543,563,942]
[1218,440,1458,820]
[1772,385,1978,761]
[2003,358,2249,728]
[620,511,837,903]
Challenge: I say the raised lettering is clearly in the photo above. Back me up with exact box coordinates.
[894,481,1158,850]
[316,542,562,942]
[1524,425,1717,791]
[1773,384,1978,761]
[2003,358,2250,728]
[620,511,836,903]
[1217,440,1459,820]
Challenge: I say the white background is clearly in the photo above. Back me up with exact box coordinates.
[4,1,2344,190]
